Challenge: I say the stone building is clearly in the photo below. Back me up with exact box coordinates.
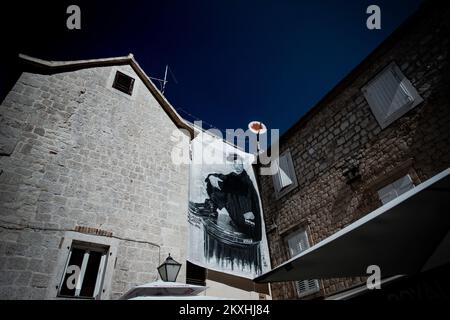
[258,1,450,299]
[0,54,270,300]
[0,54,193,299]
[1,0,449,302]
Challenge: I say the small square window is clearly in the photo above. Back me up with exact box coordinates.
[377,174,415,205]
[112,71,135,95]
[362,62,423,129]
[58,242,109,299]
[285,229,320,298]
[272,151,298,199]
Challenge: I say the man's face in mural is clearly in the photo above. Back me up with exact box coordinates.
[233,161,244,174]
[228,154,244,174]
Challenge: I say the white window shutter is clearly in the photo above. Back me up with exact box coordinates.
[362,63,422,129]
[277,154,293,189]
[272,151,298,198]
[393,174,415,196]
[378,174,415,205]
[286,230,320,297]
[391,67,415,111]
[377,183,398,205]
[287,230,309,256]
[272,158,282,193]
[364,67,413,123]
[296,279,320,298]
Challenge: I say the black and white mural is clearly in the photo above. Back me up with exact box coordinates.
[188,133,270,278]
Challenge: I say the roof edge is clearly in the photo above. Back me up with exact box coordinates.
[18,53,194,137]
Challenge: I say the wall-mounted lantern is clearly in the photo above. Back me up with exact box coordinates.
[157,254,182,282]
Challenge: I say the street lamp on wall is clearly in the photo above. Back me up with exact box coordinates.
[157,254,182,282]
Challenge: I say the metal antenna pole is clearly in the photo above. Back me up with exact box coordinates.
[162,65,169,94]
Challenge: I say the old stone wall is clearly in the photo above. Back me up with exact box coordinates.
[260,3,450,299]
[0,63,190,299]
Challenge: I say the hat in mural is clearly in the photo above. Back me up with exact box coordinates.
[226,153,244,163]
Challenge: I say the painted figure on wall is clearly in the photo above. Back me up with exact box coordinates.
[203,153,262,240]
[189,153,263,274]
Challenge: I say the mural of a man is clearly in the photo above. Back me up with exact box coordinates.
[189,151,265,274]
[204,153,262,241]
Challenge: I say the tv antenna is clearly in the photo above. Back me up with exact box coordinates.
[162,65,168,94]
[149,65,175,94]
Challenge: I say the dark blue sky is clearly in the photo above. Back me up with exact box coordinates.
[1,0,422,136]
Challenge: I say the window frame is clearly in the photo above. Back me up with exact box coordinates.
[361,61,423,129]
[112,70,135,95]
[57,241,109,299]
[106,67,139,101]
[272,150,298,199]
[377,174,415,205]
[51,231,119,300]
[284,227,321,298]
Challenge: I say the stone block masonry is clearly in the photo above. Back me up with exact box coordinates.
[259,3,450,300]
[0,62,190,299]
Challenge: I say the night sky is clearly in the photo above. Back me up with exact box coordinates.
[0,0,422,136]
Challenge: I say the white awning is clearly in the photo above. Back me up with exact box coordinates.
[128,296,230,300]
[255,168,450,283]
[119,280,207,299]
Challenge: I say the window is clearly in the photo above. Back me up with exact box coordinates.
[377,174,415,205]
[272,151,298,199]
[58,242,109,299]
[112,71,135,95]
[285,229,320,298]
[362,62,423,129]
